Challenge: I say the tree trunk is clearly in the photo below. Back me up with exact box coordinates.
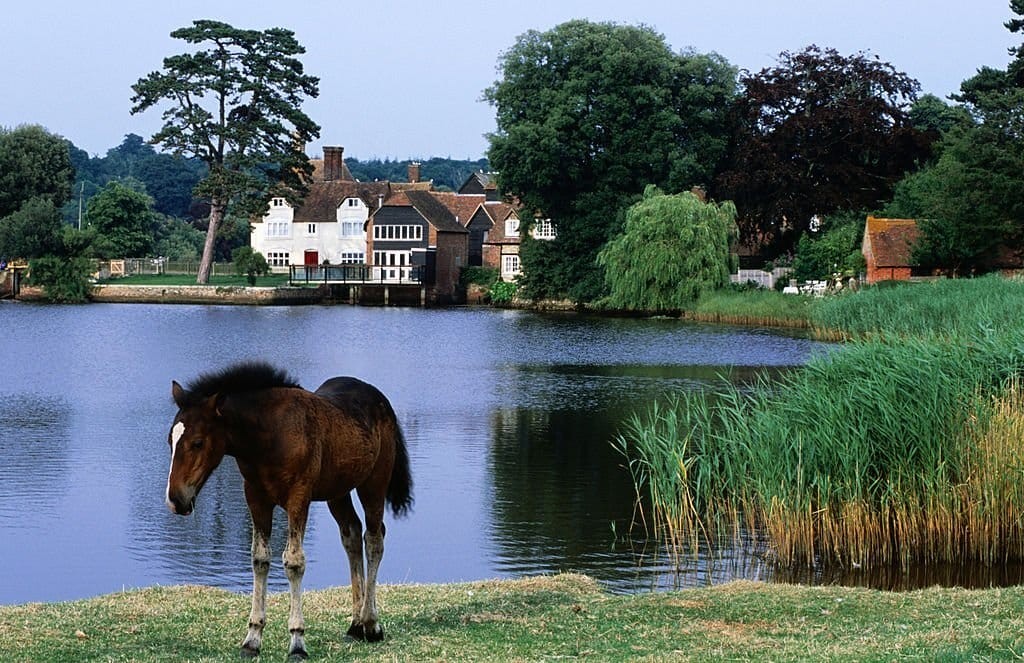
[196,199,226,284]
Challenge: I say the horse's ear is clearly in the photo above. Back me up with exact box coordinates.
[207,393,228,417]
[171,381,186,407]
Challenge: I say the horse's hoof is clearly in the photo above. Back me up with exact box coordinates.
[345,622,365,641]
[287,649,309,662]
[364,624,385,643]
[239,644,260,659]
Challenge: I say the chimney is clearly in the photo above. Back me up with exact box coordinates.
[408,161,421,184]
[323,146,345,182]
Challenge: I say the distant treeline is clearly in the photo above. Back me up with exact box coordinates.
[345,156,489,191]
[66,134,490,226]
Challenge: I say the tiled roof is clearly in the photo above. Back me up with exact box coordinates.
[863,217,920,267]
[402,190,468,233]
[293,180,392,223]
[431,192,485,227]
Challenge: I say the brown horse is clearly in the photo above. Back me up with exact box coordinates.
[165,361,412,660]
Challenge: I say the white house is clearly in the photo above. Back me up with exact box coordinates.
[251,146,428,272]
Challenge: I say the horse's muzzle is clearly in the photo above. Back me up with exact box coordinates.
[166,488,196,516]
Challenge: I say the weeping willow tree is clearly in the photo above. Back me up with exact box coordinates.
[597,186,737,311]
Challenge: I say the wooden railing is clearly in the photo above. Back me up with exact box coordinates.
[288,264,427,285]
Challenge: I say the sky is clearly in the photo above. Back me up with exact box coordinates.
[1,1,1018,161]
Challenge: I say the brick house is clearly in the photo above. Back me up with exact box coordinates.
[368,189,469,302]
[861,216,922,283]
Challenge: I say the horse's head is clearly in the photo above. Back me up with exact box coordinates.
[165,380,229,516]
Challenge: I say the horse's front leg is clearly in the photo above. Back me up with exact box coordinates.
[241,490,273,659]
[284,502,311,661]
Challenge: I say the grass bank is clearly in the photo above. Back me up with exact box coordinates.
[617,276,1024,571]
[683,287,817,329]
[4,575,1024,661]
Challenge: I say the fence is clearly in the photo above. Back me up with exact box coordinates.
[94,259,235,279]
[730,268,792,289]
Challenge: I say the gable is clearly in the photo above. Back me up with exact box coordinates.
[862,216,920,268]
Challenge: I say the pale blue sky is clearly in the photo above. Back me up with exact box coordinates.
[2,1,1017,160]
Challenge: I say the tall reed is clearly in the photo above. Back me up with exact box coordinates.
[617,282,1024,570]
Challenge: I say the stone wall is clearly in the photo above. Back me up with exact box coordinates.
[89,284,327,305]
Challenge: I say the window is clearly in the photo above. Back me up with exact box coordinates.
[502,254,521,278]
[346,198,360,207]
[340,220,363,237]
[373,224,422,241]
[271,197,287,207]
[339,252,364,264]
[266,221,290,237]
[532,218,556,240]
[266,251,289,267]
[306,223,318,236]
[505,218,520,237]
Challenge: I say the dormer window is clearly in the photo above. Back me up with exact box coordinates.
[347,198,360,207]
[271,197,287,207]
[505,218,520,237]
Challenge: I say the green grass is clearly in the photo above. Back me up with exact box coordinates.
[811,274,1024,338]
[684,287,818,328]
[618,275,1024,571]
[3,575,1024,661]
[96,273,291,287]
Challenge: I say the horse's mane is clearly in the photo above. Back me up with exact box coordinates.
[178,361,302,408]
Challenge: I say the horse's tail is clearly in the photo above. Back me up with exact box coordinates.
[386,420,414,518]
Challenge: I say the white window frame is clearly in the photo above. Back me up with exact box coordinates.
[505,218,520,237]
[266,251,289,267]
[266,221,290,238]
[373,224,423,241]
[502,254,521,278]
[373,250,413,281]
[306,223,318,237]
[531,218,556,240]
[338,252,365,264]
[340,220,363,238]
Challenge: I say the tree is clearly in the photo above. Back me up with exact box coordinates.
[232,246,270,285]
[485,20,737,301]
[714,45,931,258]
[0,125,74,219]
[885,2,1024,275]
[131,20,320,284]
[85,180,156,258]
[596,186,736,311]
[0,197,65,259]
[790,211,867,282]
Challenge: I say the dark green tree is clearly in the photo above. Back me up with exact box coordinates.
[0,125,74,219]
[596,186,736,311]
[85,180,156,258]
[886,2,1024,274]
[714,45,931,259]
[232,245,270,285]
[0,197,65,259]
[131,20,320,283]
[153,216,205,261]
[485,20,737,301]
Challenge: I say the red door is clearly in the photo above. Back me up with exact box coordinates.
[304,250,319,266]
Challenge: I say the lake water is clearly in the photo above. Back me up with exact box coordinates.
[0,301,830,605]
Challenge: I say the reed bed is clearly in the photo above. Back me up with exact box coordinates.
[686,287,817,328]
[618,276,1024,571]
[811,274,1024,338]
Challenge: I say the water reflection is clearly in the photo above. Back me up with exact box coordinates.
[0,301,879,604]
[0,394,72,527]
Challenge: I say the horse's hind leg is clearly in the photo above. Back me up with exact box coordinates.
[328,495,366,639]
[241,491,273,658]
[356,490,387,643]
[283,502,311,661]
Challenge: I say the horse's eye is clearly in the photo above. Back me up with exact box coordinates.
[192,439,204,449]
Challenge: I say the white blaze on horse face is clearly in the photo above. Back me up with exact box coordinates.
[166,422,186,512]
